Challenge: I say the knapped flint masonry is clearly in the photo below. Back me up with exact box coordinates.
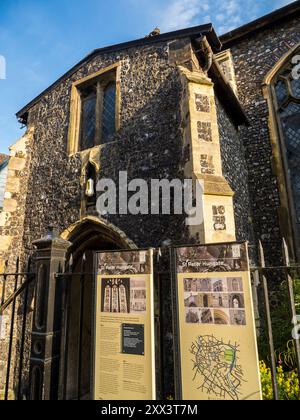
[1,0,300,399]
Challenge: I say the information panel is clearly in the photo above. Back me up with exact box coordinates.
[173,243,262,401]
[93,249,156,400]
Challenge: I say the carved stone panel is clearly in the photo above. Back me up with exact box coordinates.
[195,94,210,113]
[197,121,212,142]
[200,154,215,175]
[212,205,227,231]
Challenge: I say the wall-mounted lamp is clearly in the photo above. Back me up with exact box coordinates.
[85,178,95,197]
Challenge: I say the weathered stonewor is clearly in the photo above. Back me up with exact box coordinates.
[221,14,300,266]
[15,36,247,257]
[1,4,299,397]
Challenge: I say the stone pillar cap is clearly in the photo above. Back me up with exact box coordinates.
[33,226,72,249]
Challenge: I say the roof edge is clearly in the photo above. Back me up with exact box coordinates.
[221,0,300,47]
[16,23,221,121]
[0,157,9,169]
[209,60,248,127]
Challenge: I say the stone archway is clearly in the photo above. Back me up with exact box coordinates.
[61,216,137,253]
[60,217,136,400]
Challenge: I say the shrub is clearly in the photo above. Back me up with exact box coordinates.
[260,361,299,400]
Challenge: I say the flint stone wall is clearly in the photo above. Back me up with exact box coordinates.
[216,96,256,263]
[225,16,300,265]
[23,41,189,253]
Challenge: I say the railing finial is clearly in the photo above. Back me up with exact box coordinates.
[15,256,20,272]
[282,237,290,267]
[68,254,73,273]
[258,240,266,268]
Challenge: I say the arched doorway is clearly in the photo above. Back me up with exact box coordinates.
[60,217,136,400]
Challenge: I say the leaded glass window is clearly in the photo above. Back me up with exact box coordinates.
[274,59,300,241]
[79,77,116,150]
[102,82,116,142]
[80,86,97,151]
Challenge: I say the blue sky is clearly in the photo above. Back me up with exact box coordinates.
[0,0,293,153]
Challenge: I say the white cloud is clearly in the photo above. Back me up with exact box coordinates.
[159,0,210,31]
[129,0,297,36]
[157,0,271,35]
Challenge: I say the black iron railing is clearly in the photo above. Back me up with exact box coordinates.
[251,240,300,400]
[54,253,89,401]
[0,240,299,400]
[0,256,35,400]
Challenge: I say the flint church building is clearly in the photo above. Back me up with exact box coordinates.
[1,1,300,400]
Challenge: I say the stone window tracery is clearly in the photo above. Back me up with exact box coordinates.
[273,58,300,242]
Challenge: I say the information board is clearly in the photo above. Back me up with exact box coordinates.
[173,242,262,400]
[93,249,156,400]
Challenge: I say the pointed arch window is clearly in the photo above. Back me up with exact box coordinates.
[271,52,300,252]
